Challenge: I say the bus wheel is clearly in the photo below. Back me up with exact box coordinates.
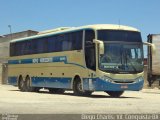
[33,88,40,92]
[18,78,26,92]
[73,79,83,96]
[105,91,124,97]
[49,88,65,94]
[73,79,92,96]
[84,91,92,96]
[25,76,34,92]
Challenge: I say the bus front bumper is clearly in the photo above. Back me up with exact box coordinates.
[83,77,144,91]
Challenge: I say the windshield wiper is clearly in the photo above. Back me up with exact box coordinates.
[123,49,138,73]
[126,57,138,73]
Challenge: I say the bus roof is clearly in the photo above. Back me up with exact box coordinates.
[11,24,140,43]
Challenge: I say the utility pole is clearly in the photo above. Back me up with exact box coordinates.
[8,25,12,40]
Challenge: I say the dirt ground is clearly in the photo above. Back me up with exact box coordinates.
[0,85,160,114]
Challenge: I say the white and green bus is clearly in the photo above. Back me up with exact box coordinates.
[8,24,145,97]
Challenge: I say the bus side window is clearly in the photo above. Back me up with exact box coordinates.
[31,39,38,54]
[85,30,96,71]
[37,38,44,53]
[55,35,63,52]
[48,36,57,52]
[76,31,83,50]
[65,33,72,51]
[69,31,83,51]
[10,43,14,56]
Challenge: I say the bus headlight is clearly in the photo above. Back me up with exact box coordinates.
[136,77,143,82]
[100,76,112,82]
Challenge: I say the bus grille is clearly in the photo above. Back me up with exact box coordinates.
[113,80,135,83]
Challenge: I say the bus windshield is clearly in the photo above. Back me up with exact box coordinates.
[98,30,143,74]
[99,43,143,73]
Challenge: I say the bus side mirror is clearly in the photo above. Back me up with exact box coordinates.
[143,42,156,55]
[93,39,104,54]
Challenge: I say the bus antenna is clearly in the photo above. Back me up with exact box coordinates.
[118,19,121,29]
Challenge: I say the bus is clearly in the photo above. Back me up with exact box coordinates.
[8,24,146,97]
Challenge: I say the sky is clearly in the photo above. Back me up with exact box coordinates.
[0,0,160,43]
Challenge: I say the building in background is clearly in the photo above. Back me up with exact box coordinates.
[0,30,38,84]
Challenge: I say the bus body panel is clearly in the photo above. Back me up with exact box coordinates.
[8,50,89,89]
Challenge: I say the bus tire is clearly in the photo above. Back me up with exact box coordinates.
[49,88,65,94]
[105,91,124,97]
[73,78,92,96]
[25,76,34,92]
[83,91,92,96]
[33,88,41,92]
[18,77,26,92]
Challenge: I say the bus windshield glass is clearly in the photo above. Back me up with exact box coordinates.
[98,30,142,42]
[98,30,143,74]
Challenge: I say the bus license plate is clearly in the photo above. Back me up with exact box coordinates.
[121,85,128,89]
